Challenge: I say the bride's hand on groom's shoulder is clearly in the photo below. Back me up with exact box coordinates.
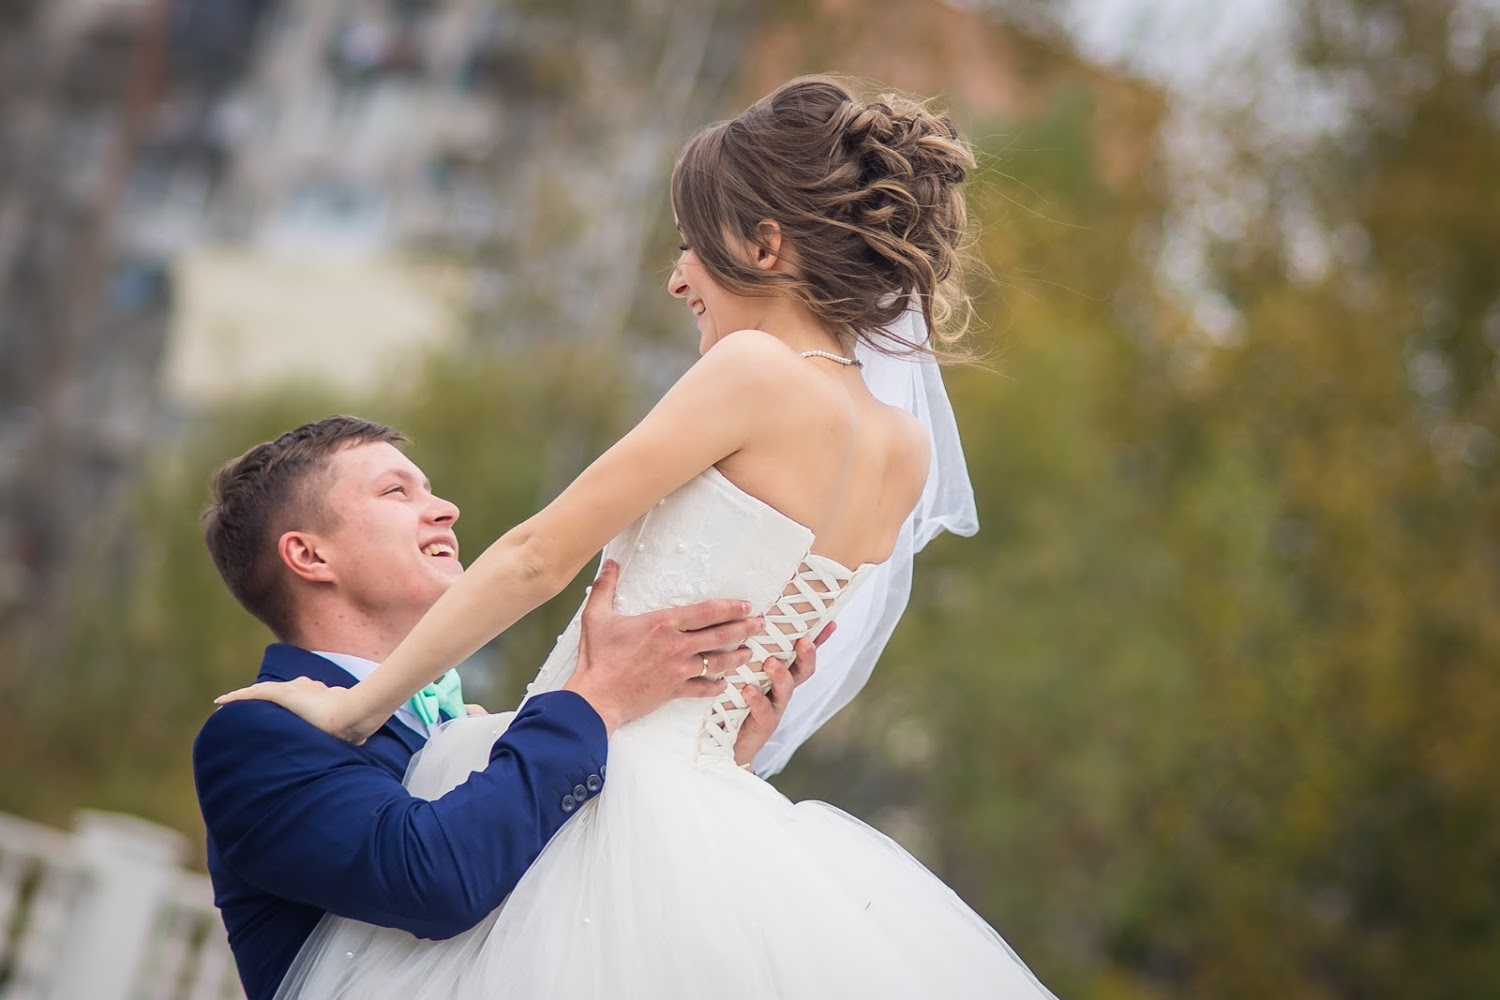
[214,677,373,744]
[733,622,835,770]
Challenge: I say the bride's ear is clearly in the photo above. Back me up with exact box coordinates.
[752,220,783,270]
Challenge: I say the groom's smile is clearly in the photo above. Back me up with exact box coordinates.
[421,540,458,558]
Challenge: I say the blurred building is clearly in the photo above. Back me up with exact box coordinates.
[214,0,510,257]
[158,0,509,405]
[0,0,749,626]
[161,0,749,407]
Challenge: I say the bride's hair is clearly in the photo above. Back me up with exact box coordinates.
[671,75,976,357]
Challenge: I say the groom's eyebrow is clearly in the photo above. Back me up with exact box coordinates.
[376,466,430,492]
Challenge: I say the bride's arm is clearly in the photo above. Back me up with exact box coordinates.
[218,331,797,740]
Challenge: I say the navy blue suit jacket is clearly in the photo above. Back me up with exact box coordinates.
[192,644,607,1000]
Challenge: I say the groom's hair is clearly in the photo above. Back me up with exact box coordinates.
[202,416,408,640]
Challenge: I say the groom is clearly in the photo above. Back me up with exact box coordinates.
[192,416,823,1000]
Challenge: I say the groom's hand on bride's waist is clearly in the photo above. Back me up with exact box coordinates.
[564,560,765,735]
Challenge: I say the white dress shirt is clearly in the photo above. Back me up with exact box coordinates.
[312,650,431,739]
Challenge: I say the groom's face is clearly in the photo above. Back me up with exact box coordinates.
[313,442,464,619]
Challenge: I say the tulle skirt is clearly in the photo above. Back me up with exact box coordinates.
[274,711,1057,999]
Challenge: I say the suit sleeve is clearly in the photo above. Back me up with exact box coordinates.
[193,690,606,939]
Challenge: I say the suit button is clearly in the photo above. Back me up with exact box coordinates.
[599,764,606,779]
[561,795,576,812]
[585,774,602,793]
[573,783,588,800]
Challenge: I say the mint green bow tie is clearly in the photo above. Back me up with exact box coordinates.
[407,669,465,728]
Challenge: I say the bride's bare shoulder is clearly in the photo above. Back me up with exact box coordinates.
[702,329,803,367]
[885,404,934,502]
[681,329,813,395]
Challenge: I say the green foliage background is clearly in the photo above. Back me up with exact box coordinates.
[3,3,1497,998]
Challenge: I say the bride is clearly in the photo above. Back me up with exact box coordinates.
[220,75,1058,999]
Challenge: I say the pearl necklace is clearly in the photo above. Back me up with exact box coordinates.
[799,349,861,366]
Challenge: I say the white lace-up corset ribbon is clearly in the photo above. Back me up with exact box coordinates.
[697,555,868,760]
[519,467,877,767]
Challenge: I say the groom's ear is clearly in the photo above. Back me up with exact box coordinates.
[279,530,335,584]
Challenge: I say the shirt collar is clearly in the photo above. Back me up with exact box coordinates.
[312,650,381,682]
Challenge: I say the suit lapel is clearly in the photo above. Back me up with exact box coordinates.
[258,643,428,763]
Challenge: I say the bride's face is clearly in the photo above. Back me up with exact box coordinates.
[667,232,763,356]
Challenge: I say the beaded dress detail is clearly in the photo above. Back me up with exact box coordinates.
[272,468,1058,1000]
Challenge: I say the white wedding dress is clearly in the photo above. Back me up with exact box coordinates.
[273,466,1057,999]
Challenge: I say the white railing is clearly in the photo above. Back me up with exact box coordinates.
[0,811,242,1000]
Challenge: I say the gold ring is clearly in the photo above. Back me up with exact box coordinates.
[699,657,709,678]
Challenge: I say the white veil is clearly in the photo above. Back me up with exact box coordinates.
[753,304,979,776]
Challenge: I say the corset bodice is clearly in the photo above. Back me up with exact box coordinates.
[522,467,877,765]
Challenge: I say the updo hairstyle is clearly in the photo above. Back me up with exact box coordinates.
[671,75,976,356]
